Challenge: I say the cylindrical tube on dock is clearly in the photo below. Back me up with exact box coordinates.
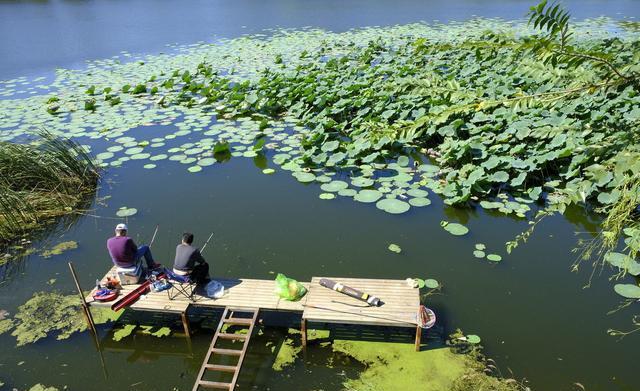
[319,278,381,306]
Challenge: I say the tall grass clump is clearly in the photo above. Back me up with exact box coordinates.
[0,130,99,244]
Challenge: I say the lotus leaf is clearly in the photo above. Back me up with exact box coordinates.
[613,284,640,299]
[319,193,336,200]
[388,243,402,253]
[376,198,411,214]
[294,172,316,183]
[486,254,502,262]
[440,221,469,236]
[466,335,481,344]
[351,177,375,187]
[473,250,485,258]
[320,181,349,192]
[353,189,382,203]
[424,279,439,289]
[116,207,137,217]
[409,197,431,207]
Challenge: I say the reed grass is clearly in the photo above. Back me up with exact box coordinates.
[0,130,99,243]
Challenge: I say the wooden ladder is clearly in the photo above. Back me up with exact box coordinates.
[192,307,259,391]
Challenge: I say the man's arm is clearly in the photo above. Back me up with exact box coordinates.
[127,238,138,254]
[194,249,206,264]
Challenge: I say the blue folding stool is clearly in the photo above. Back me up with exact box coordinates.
[164,268,197,302]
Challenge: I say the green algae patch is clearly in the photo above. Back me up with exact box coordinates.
[140,325,172,338]
[40,241,78,258]
[5,291,122,346]
[91,307,122,325]
[0,318,15,334]
[272,328,331,371]
[333,340,468,391]
[11,292,85,346]
[112,324,137,341]
[272,336,301,371]
[28,384,59,391]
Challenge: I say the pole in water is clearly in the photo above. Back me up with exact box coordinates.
[68,262,98,335]
[200,232,214,254]
[319,278,381,306]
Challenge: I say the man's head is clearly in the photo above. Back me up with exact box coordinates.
[115,223,128,237]
[182,232,194,245]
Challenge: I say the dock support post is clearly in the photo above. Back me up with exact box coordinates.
[181,311,191,337]
[301,318,307,348]
[415,326,421,352]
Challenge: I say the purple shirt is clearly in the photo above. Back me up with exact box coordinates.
[107,236,138,267]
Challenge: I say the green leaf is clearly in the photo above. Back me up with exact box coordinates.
[440,221,469,236]
[486,254,502,262]
[388,243,402,253]
[613,284,640,299]
[376,198,411,214]
[424,279,439,289]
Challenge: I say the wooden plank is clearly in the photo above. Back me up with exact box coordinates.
[303,277,419,328]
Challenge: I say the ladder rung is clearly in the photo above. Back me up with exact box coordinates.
[227,307,258,314]
[211,348,243,356]
[197,380,231,389]
[223,317,253,326]
[217,332,247,340]
[205,364,237,372]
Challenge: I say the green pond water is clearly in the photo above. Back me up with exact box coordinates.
[1,1,640,391]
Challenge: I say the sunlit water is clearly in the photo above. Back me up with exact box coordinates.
[1,1,639,391]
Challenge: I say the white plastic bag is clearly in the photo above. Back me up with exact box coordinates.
[205,280,224,299]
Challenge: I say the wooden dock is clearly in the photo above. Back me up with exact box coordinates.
[85,267,423,390]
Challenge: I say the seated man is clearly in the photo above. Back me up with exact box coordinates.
[107,223,160,269]
[173,232,209,284]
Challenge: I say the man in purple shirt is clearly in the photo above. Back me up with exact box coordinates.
[107,223,160,269]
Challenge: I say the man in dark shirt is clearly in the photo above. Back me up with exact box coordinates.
[173,232,209,284]
[107,223,160,269]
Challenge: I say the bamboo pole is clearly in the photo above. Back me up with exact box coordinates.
[68,262,97,335]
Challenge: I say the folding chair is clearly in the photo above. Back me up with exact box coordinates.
[164,268,198,302]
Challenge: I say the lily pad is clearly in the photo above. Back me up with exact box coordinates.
[320,180,349,192]
[351,177,375,187]
[388,243,402,253]
[613,284,640,299]
[338,188,357,197]
[424,279,439,289]
[409,197,431,207]
[197,157,216,166]
[116,207,137,217]
[440,221,469,236]
[466,335,481,344]
[187,165,202,173]
[473,250,485,258]
[376,198,411,214]
[353,189,382,203]
[319,193,336,200]
[486,254,502,262]
[262,168,275,174]
[96,152,114,160]
[294,172,316,183]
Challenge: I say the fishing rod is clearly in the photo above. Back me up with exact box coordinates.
[200,232,214,254]
[148,224,159,248]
